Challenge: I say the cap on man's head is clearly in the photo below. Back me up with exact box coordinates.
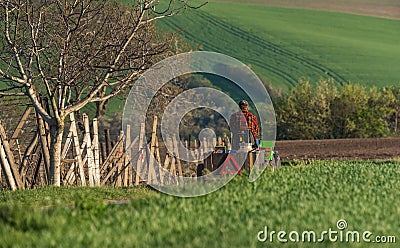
[239,100,248,107]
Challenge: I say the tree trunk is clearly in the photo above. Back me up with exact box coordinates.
[49,120,64,186]
[96,99,108,118]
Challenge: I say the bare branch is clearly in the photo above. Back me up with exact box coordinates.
[0,91,25,96]
[2,1,28,81]
[24,83,53,123]
[1,0,194,117]
[0,68,25,84]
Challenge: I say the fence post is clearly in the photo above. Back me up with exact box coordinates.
[9,106,33,148]
[173,136,182,177]
[185,140,190,161]
[83,114,95,186]
[92,118,101,186]
[124,124,131,187]
[0,142,17,190]
[155,138,163,184]
[135,123,145,186]
[166,137,176,183]
[203,137,208,158]
[194,139,199,169]
[147,116,158,184]
[105,129,112,157]
[116,131,124,187]
[70,112,86,186]
[163,153,171,170]
[100,132,124,186]
[0,122,24,189]
[20,133,39,182]
[100,142,106,166]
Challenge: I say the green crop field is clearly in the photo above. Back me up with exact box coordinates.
[158,1,400,90]
[1,3,399,246]
[1,160,399,247]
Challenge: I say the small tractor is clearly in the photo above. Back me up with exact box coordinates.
[199,136,280,176]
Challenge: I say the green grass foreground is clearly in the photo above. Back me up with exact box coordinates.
[1,160,399,247]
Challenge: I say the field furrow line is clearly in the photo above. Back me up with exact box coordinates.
[162,19,298,86]
[195,10,347,84]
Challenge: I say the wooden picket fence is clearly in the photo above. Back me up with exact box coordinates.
[0,106,232,190]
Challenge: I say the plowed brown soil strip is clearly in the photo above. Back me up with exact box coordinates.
[215,0,400,20]
[275,138,400,160]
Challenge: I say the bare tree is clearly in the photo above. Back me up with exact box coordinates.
[0,0,199,186]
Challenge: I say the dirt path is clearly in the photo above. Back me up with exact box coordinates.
[215,0,400,20]
[275,138,400,160]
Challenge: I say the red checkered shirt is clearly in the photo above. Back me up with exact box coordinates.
[230,110,260,140]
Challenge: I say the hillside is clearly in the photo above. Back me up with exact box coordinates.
[213,0,400,20]
[158,1,400,90]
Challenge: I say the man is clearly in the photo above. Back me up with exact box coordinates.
[229,100,260,149]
